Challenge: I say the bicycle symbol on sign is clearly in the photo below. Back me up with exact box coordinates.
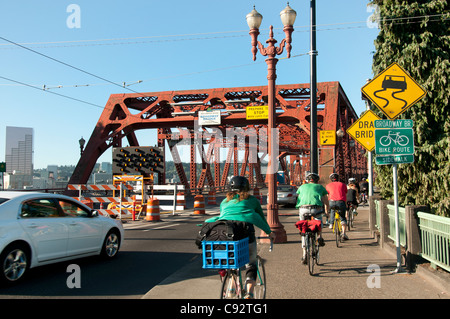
[379,131,409,147]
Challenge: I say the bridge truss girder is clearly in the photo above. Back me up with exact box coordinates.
[67,81,366,193]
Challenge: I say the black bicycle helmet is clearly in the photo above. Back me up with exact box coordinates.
[329,173,339,181]
[229,176,250,192]
[306,172,320,183]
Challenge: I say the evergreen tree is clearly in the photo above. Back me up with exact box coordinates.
[369,0,449,216]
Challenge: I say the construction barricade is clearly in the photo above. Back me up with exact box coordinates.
[176,191,186,209]
[146,198,161,221]
[194,195,206,215]
[151,185,186,212]
[207,191,217,205]
[253,187,262,204]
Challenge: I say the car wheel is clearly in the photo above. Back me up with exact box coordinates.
[101,229,120,258]
[0,243,30,284]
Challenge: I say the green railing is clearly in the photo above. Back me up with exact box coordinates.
[417,212,450,272]
[373,199,450,272]
[387,204,406,247]
[375,200,381,230]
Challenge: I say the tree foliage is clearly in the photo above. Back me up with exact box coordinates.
[368,0,450,216]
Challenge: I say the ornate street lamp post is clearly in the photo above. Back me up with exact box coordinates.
[79,137,85,156]
[246,3,296,243]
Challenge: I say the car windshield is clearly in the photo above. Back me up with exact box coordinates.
[0,198,10,205]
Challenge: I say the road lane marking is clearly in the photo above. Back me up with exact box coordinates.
[143,223,180,231]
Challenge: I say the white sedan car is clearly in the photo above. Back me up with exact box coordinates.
[0,192,124,284]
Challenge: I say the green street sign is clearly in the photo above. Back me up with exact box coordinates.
[374,120,414,156]
[375,128,414,155]
[375,155,414,165]
[374,119,413,129]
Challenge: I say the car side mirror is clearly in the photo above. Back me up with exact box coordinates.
[91,210,99,217]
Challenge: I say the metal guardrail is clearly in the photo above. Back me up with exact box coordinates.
[417,212,450,272]
[374,199,450,272]
[387,204,406,247]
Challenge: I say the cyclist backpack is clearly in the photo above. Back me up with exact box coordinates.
[195,220,253,249]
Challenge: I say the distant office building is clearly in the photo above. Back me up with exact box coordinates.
[5,126,33,189]
[99,162,112,174]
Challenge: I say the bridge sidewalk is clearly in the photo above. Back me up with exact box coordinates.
[142,205,449,299]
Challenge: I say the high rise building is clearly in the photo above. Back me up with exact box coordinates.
[5,126,33,189]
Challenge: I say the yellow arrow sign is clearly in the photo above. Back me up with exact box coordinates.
[361,62,426,120]
[320,130,336,145]
[346,110,381,152]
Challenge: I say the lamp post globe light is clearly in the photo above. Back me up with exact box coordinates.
[79,137,85,156]
[246,3,296,244]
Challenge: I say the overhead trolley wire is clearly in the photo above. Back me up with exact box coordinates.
[0,12,446,49]
[0,75,104,109]
[0,36,142,96]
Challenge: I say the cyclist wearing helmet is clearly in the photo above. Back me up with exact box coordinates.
[205,176,274,299]
[295,172,329,264]
[348,177,360,193]
[326,173,349,240]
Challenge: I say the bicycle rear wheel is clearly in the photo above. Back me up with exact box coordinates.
[334,220,340,248]
[314,235,320,266]
[254,256,266,299]
[221,271,241,299]
[350,209,355,229]
[347,210,353,231]
[307,234,315,276]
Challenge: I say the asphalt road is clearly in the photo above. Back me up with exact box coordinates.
[0,200,290,299]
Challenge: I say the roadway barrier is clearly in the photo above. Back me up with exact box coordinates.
[207,191,217,205]
[146,198,161,221]
[194,195,206,215]
[151,185,186,211]
[176,191,186,209]
[253,187,262,204]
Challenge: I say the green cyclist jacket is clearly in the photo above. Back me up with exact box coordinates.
[205,194,272,235]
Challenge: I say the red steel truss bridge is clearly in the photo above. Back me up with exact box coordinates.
[67,81,367,193]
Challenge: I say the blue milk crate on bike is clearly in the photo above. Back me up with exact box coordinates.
[202,237,249,269]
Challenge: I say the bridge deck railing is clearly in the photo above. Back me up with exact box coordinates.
[371,197,450,273]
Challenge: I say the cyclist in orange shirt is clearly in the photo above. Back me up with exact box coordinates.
[326,173,349,240]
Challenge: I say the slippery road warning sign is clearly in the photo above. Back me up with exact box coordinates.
[346,110,381,152]
[361,62,426,120]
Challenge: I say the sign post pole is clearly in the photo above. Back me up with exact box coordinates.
[392,163,404,273]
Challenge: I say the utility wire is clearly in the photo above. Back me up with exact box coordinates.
[0,13,446,49]
[0,36,142,95]
[0,75,104,109]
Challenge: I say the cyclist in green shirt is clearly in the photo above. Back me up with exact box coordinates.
[296,172,329,264]
[205,176,274,299]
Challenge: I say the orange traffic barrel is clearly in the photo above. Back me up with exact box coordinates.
[194,195,205,215]
[146,198,161,221]
[207,191,216,205]
[253,187,262,204]
[176,191,186,209]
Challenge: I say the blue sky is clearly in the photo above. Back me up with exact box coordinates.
[0,1,379,169]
